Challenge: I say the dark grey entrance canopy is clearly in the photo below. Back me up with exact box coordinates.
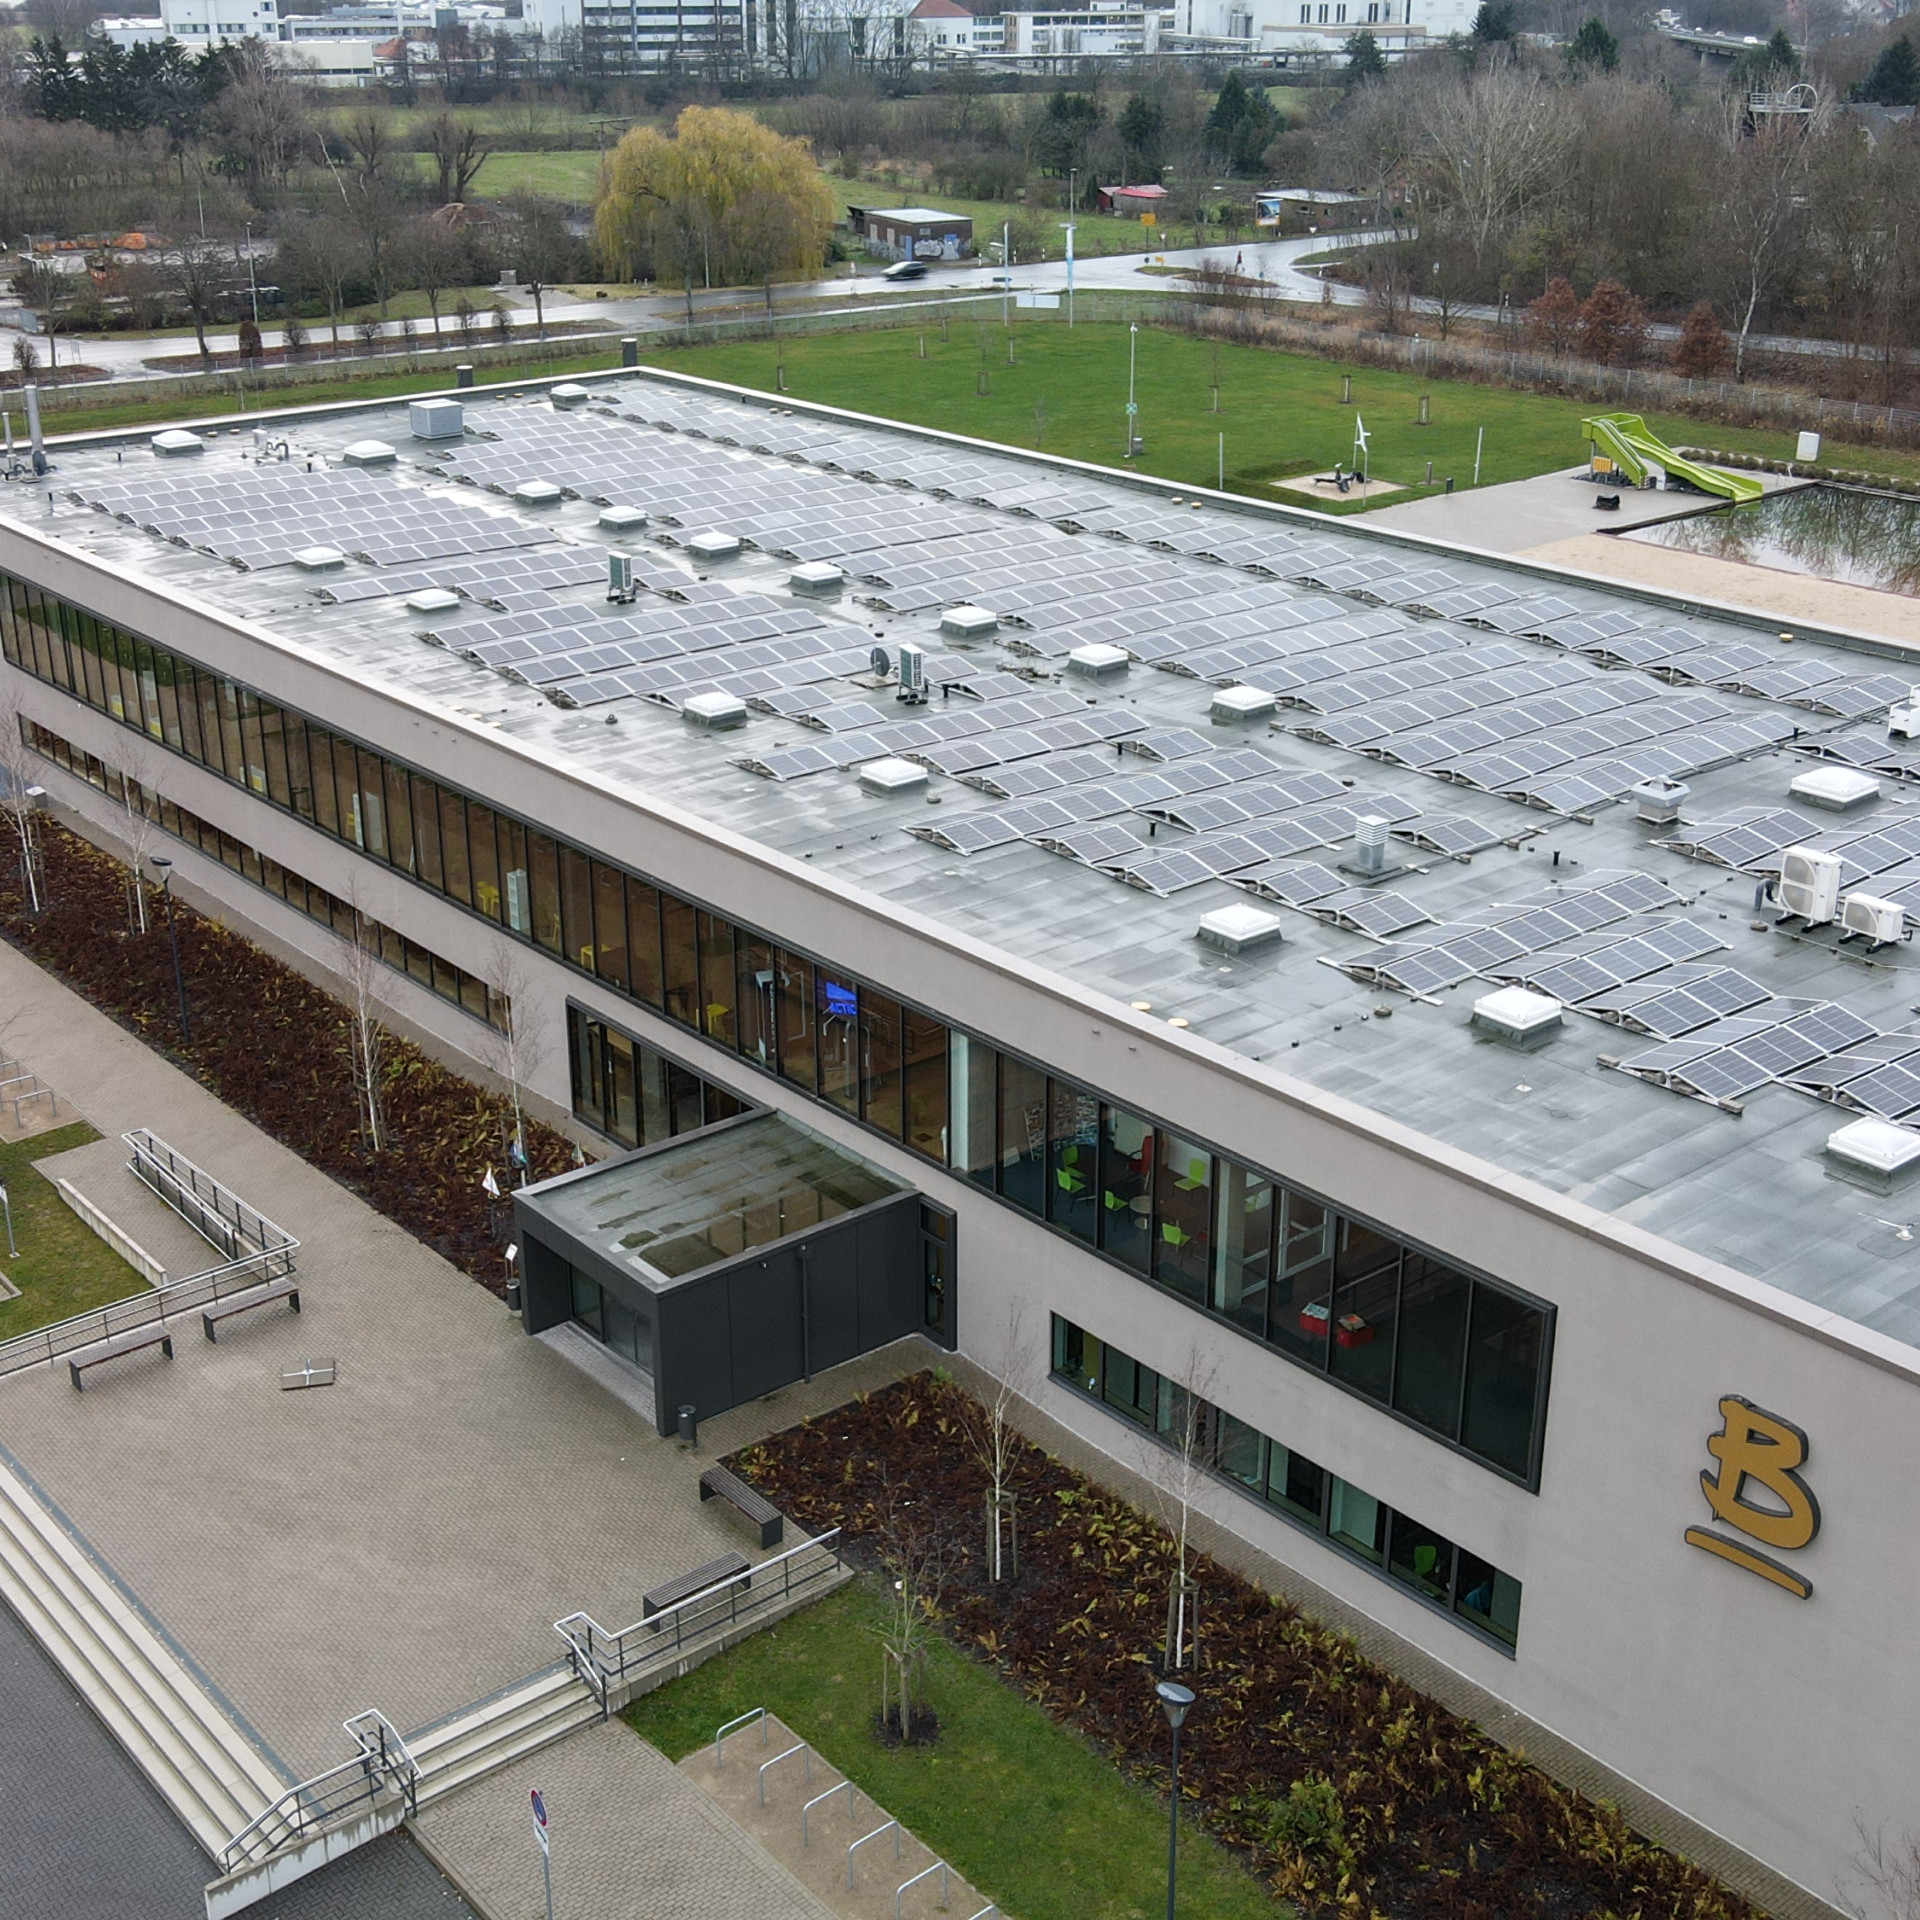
[514,1111,930,1434]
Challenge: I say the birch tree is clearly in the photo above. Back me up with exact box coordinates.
[482,940,545,1185]
[1712,94,1814,381]
[871,1479,960,1742]
[1134,1343,1220,1673]
[962,1303,1030,1585]
[0,682,47,914]
[333,887,391,1154]
[115,740,161,935]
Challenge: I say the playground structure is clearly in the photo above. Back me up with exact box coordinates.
[1581,412,1766,504]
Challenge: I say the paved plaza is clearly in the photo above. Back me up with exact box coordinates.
[0,937,926,1916]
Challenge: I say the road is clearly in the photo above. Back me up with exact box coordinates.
[16,230,1867,393]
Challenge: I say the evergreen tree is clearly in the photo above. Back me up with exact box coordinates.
[1034,90,1105,178]
[1565,17,1619,69]
[1205,71,1280,173]
[1471,1,1515,38]
[1116,92,1165,183]
[1345,29,1388,80]
[1856,35,1920,107]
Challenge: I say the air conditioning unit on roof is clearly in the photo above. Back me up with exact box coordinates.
[1775,845,1843,925]
[1889,686,1920,741]
[1840,891,1904,949]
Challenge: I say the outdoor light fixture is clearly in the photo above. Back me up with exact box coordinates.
[149,854,191,1045]
[1155,1679,1196,1920]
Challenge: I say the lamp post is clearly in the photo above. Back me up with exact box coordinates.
[1125,322,1139,457]
[1059,219,1076,327]
[244,223,260,327]
[149,855,190,1045]
[1155,1679,1195,1920]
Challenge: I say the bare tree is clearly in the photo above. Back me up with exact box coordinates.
[114,738,162,936]
[1419,65,1569,269]
[960,1303,1030,1584]
[164,231,232,366]
[497,192,579,338]
[1843,1820,1920,1920]
[1132,1342,1219,1673]
[481,940,545,1184]
[1711,94,1815,381]
[333,888,391,1154]
[0,680,48,913]
[870,1478,961,1742]
[421,111,494,206]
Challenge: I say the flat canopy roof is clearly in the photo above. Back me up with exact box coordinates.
[17,371,1920,1353]
[868,208,969,224]
[523,1113,907,1285]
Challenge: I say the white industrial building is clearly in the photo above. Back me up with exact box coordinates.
[4,371,1917,1920]
[1167,0,1475,58]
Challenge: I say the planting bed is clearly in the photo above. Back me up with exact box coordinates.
[732,1373,1752,1920]
[0,827,574,1284]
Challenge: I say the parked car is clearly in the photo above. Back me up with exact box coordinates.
[882,259,929,281]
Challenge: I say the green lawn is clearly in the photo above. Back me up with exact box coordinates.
[834,177,1227,262]
[651,317,1920,500]
[0,1123,147,1336]
[627,1577,1285,1920]
[394,148,606,203]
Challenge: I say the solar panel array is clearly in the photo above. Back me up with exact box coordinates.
[67,468,552,571]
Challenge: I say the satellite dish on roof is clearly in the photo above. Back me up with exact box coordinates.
[870,645,893,680]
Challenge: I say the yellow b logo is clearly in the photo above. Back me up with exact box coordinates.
[1685,1395,1819,1598]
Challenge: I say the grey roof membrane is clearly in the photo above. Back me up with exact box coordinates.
[25,376,1920,1350]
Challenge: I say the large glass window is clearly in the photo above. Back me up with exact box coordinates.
[817,972,860,1114]
[736,936,775,1068]
[950,1033,996,1189]
[902,1010,947,1165]
[997,1053,1047,1215]
[1046,1081,1099,1243]
[1329,1220,1400,1402]
[1461,1289,1547,1480]
[1328,1479,1386,1565]
[859,987,903,1138]
[1394,1253,1472,1438]
[1098,1106,1152,1272]
[775,948,817,1091]
[591,862,629,992]
[697,910,736,1047]
[1153,1133,1212,1304]
[1212,1160,1274,1339]
[660,894,698,1027]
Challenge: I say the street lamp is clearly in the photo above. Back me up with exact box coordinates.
[244,223,260,328]
[149,855,190,1045]
[1125,322,1140,457]
[1155,1679,1195,1920]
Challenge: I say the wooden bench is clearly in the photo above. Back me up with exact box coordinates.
[68,1325,174,1390]
[201,1279,300,1342]
[699,1465,784,1549]
[642,1550,751,1621]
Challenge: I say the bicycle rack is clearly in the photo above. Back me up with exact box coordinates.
[849,1818,901,1888]
[896,1860,949,1918]
[802,1778,857,1847]
[758,1741,811,1806]
[713,1707,768,1768]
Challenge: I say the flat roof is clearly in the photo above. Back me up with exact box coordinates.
[524,1112,906,1285]
[15,372,1920,1353]
[867,208,970,224]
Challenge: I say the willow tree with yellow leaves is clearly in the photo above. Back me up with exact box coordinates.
[596,107,837,318]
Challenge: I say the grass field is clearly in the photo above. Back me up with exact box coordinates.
[0,1123,147,1337]
[835,176,1221,262]
[394,148,605,203]
[653,317,1920,501]
[626,1577,1285,1920]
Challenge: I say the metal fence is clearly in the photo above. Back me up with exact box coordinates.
[124,1129,294,1265]
[555,1529,846,1713]
[217,1711,417,1875]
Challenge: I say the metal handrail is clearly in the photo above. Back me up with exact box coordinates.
[0,1242,300,1382]
[124,1130,296,1263]
[896,1861,950,1919]
[759,1741,810,1806]
[553,1615,607,1713]
[553,1532,844,1695]
[848,1818,901,1887]
[220,1706,420,1871]
[802,1779,858,1846]
[345,1709,420,1818]
[713,1706,768,1767]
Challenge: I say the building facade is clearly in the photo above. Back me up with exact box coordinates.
[2,375,1917,1920]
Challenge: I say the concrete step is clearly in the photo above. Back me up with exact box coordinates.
[0,1461,285,1858]
[410,1667,602,1807]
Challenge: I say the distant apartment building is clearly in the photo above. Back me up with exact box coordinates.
[1167,0,1474,57]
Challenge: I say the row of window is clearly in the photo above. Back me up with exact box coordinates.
[0,570,1551,1487]
[1051,1315,1522,1652]
[1298,2,1397,19]
[568,1005,748,1150]
[23,720,507,1030]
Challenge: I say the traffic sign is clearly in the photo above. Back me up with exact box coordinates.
[531,1787,549,1855]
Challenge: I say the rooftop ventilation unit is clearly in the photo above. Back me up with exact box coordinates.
[1067,643,1130,679]
[1195,904,1284,955]
[1790,766,1880,812]
[293,546,346,572]
[858,757,928,795]
[789,561,845,594]
[1826,1115,1920,1182]
[1348,816,1390,876]
[1471,986,1563,1044]
[608,553,634,602]
[940,605,997,639]
[341,438,397,467]
[152,429,204,456]
[599,505,648,533]
[512,479,563,507]
[1630,776,1689,825]
[550,383,591,409]
[686,531,741,562]
[404,588,462,614]
[1210,686,1276,724]
[682,690,748,730]
[408,399,464,441]
[870,645,893,682]
[1889,686,1920,741]
[1775,845,1843,925]
[1840,891,1904,949]
[897,642,927,705]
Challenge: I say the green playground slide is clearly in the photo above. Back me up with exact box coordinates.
[1581,412,1766,503]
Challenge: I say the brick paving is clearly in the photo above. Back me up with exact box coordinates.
[0,1591,475,1920]
[414,1721,839,1920]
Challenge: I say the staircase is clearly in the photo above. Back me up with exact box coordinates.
[407,1664,603,1809]
[0,1455,288,1858]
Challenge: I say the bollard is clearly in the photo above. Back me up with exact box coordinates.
[1418,393,1430,425]
[1445,476,1454,494]
[505,1281,522,1313]
[1340,373,1352,403]
[1425,460,1433,484]
[621,336,638,368]
[455,364,474,389]
[678,1404,699,1448]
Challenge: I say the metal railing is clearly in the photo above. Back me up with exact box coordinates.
[553,1530,844,1714]
[0,1135,300,1383]
[217,1710,417,1874]
[124,1130,295,1266]
[848,1818,901,1887]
